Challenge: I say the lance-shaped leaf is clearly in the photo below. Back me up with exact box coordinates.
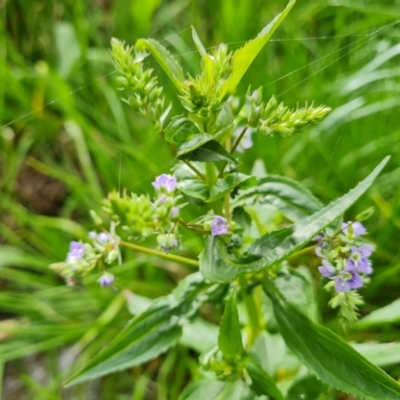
[191,26,207,57]
[263,279,400,400]
[219,0,296,99]
[218,290,243,360]
[65,273,209,386]
[135,38,185,91]
[233,175,323,222]
[182,140,238,165]
[199,157,389,282]
[244,359,284,400]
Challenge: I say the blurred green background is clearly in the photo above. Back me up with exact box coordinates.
[1,0,400,398]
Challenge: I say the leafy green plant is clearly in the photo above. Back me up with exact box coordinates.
[4,0,397,399]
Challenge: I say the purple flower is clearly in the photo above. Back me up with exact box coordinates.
[318,260,335,277]
[152,174,177,192]
[157,234,179,253]
[98,272,114,287]
[97,232,112,245]
[211,216,229,236]
[342,221,367,237]
[334,268,363,293]
[170,207,179,219]
[66,241,85,262]
[347,245,373,275]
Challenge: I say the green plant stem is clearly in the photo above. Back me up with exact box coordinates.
[205,163,224,214]
[120,241,199,266]
[178,220,210,234]
[183,160,206,180]
[218,126,248,178]
[239,275,261,348]
[166,141,206,180]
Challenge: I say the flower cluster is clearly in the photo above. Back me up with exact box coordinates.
[50,229,120,287]
[315,221,373,293]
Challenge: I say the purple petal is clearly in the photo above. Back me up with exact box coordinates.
[334,277,351,293]
[318,260,335,277]
[346,259,356,271]
[348,272,363,290]
[358,258,373,274]
[359,245,372,257]
[353,222,367,236]
[315,246,324,258]
[211,216,229,236]
[152,174,177,192]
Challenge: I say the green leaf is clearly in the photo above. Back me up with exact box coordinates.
[219,0,296,99]
[199,157,389,282]
[179,380,255,400]
[263,279,400,400]
[218,290,243,360]
[355,298,400,329]
[244,359,284,400]
[233,175,323,222]
[178,179,210,200]
[287,376,329,400]
[185,140,238,165]
[176,133,214,157]
[352,342,400,368]
[135,38,185,91]
[274,267,318,320]
[191,26,207,57]
[165,116,201,146]
[206,174,257,203]
[65,273,209,386]
[179,380,226,400]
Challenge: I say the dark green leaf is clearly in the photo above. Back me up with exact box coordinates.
[176,133,214,157]
[65,273,209,386]
[218,290,243,360]
[135,38,185,90]
[165,116,201,146]
[274,268,318,320]
[200,157,389,282]
[233,175,323,222]
[287,376,329,400]
[244,359,284,400]
[186,140,238,165]
[263,279,400,400]
[219,0,296,99]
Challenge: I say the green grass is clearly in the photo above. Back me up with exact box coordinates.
[1,0,400,398]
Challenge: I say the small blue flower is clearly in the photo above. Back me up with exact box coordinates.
[211,216,229,237]
[98,272,114,287]
[342,221,367,237]
[152,174,177,192]
[318,260,335,277]
[333,267,363,293]
[66,241,85,262]
[347,245,373,275]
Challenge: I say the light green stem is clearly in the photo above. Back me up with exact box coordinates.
[120,241,199,267]
[239,275,261,348]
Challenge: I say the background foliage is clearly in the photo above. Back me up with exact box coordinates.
[1,0,400,398]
